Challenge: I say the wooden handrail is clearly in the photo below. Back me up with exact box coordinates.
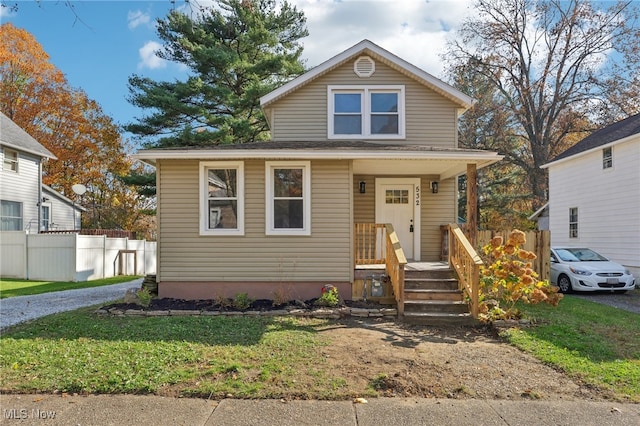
[448,223,483,318]
[384,224,407,315]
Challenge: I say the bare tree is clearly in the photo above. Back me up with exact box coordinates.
[445,0,640,209]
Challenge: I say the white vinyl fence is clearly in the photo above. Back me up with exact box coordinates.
[0,231,156,281]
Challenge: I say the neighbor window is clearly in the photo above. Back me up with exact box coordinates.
[41,204,51,231]
[569,207,578,238]
[266,161,311,235]
[328,85,405,139]
[0,200,23,231]
[3,149,18,172]
[602,146,612,169]
[199,161,244,235]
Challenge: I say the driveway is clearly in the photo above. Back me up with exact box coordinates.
[569,288,640,314]
[0,278,142,330]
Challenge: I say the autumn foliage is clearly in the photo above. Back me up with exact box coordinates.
[478,230,563,321]
[0,23,154,238]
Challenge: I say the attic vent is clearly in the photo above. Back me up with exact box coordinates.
[354,56,375,77]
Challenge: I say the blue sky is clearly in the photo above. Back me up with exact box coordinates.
[1,0,475,134]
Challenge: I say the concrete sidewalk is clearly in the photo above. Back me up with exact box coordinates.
[1,394,638,425]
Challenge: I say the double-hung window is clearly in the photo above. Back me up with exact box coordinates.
[602,147,612,169]
[3,149,18,172]
[0,200,22,231]
[266,161,311,235]
[328,85,405,139]
[199,161,244,235]
[569,207,578,238]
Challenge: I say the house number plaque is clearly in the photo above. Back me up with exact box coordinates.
[415,186,420,206]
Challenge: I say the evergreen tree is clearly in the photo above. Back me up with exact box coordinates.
[126,0,308,148]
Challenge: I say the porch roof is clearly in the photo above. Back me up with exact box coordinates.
[134,140,502,180]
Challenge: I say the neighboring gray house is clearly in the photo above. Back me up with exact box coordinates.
[528,202,549,231]
[0,111,82,232]
[542,112,640,279]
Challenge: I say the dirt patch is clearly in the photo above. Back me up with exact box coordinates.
[317,318,614,401]
[101,299,616,401]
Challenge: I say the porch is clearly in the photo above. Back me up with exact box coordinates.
[354,223,482,324]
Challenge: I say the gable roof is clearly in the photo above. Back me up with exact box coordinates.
[42,184,87,212]
[260,39,474,111]
[544,112,640,167]
[0,111,56,159]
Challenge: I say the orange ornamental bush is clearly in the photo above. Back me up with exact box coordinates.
[478,230,563,321]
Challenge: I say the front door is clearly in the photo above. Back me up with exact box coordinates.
[375,178,420,260]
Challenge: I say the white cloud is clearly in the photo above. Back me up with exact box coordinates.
[127,10,152,30]
[291,0,475,78]
[138,41,167,70]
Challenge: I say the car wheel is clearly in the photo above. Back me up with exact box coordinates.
[557,274,573,293]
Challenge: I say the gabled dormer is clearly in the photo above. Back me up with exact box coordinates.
[260,39,473,146]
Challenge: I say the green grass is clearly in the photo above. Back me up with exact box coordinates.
[0,309,361,399]
[501,295,640,402]
[0,276,140,298]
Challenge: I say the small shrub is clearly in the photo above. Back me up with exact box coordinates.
[315,285,340,307]
[478,230,563,321]
[272,286,292,307]
[136,287,152,308]
[233,292,253,310]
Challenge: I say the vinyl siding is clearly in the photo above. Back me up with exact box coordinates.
[268,59,459,146]
[353,174,455,261]
[157,159,352,282]
[0,147,41,232]
[548,138,640,271]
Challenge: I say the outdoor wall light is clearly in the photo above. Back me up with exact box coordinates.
[359,181,366,194]
[431,181,439,194]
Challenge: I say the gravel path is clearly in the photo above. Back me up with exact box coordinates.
[0,278,142,330]
[569,288,640,314]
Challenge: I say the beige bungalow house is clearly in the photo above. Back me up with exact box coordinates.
[134,40,502,320]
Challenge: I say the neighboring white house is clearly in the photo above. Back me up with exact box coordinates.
[0,111,83,233]
[41,184,86,231]
[541,113,640,279]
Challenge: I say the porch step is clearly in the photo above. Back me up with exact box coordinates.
[404,289,463,301]
[401,267,474,325]
[403,300,469,314]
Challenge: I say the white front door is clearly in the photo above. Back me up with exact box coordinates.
[375,178,421,260]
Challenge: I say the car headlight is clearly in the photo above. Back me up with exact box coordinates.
[569,267,592,276]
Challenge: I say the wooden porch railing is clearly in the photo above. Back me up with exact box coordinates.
[447,223,483,318]
[384,224,407,316]
[355,223,407,315]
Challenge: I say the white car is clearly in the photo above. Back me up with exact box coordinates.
[550,248,636,293]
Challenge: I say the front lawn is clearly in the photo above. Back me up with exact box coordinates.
[0,276,140,298]
[502,295,640,401]
[0,311,350,399]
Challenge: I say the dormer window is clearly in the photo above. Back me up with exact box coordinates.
[328,85,405,139]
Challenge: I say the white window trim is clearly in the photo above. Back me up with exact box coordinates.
[602,146,613,169]
[199,161,244,236]
[265,161,311,236]
[3,148,18,173]
[327,85,405,139]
